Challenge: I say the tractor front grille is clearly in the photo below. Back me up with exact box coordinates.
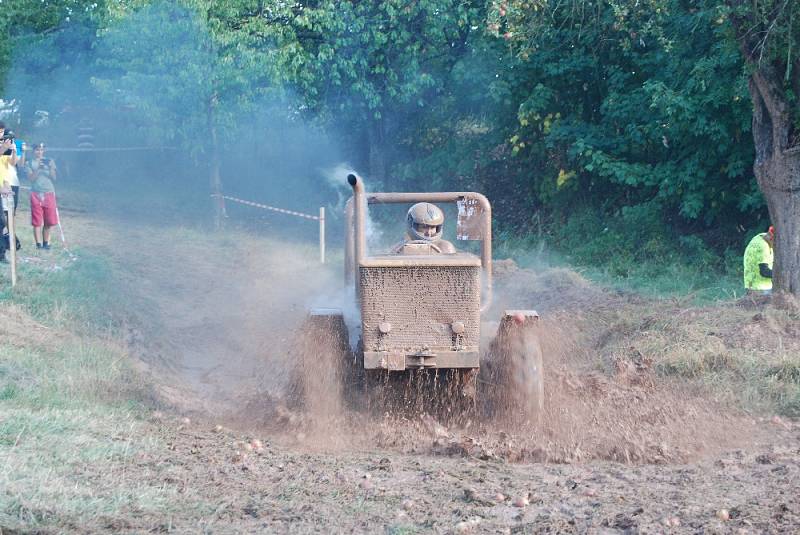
[359,264,481,352]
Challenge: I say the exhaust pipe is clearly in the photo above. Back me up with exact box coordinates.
[347,174,366,269]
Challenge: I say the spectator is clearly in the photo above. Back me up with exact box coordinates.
[0,122,27,214]
[0,133,18,258]
[25,142,59,250]
[2,131,21,217]
[13,137,27,214]
[743,226,774,294]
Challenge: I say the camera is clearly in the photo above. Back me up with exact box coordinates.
[1,131,14,156]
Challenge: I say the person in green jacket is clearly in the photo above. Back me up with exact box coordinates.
[743,226,774,293]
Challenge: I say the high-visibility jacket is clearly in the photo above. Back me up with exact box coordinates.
[0,155,13,187]
[743,233,773,290]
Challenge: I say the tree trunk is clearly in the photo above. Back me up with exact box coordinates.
[748,73,800,295]
[210,139,224,230]
[209,97,224,230]
[765,180,800,294]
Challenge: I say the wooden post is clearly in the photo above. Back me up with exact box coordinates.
[2,192,16,287]
[8,201,15,287]
[319,207,325,264]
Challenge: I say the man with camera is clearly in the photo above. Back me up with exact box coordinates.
[25,142,58,250]
[0,127,19,262]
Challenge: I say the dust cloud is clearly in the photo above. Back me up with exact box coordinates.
[218,251,758,464]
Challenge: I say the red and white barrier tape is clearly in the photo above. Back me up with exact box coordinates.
[212,194,321,221]
[44,147,169,153]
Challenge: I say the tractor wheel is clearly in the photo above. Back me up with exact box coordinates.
[286,311,352,417]
[480,312,545,426]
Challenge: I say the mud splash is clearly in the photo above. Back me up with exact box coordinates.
[117,228,765,465]
[243,310,756,464]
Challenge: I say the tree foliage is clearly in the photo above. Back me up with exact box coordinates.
[4,0,797,282]
[727,0,799,131]
[485,0,759,230]
[1,0,108,125]
[269,0,483,180]
[92,0,285,149]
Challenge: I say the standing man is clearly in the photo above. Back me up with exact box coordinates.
[0,133,17,262]
[25,143,58,250]
[0,122,7,263]
[2,131,21,216]
[743,226,774,294]
[13,137,27,214]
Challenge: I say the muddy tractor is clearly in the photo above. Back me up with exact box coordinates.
[296,174,543,419]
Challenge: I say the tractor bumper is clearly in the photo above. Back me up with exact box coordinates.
[364,349,480,371]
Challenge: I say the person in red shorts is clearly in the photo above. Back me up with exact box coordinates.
[24,143,58,250]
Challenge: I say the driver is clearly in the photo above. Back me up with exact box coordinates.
[391,202,456,254]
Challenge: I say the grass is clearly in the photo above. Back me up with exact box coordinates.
[0,346,174,531]
[0,340,143,411]
[386,524,421,534]
[586,262,741,303]
[495,231,743,304]
[655,355,800,416]
[0,239,176,531]
[494,202,750,305]
[0,250,120,332]
[0,405,180,530]
[596,303,800,416]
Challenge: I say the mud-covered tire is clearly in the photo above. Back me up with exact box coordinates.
[480,317,545,425]
[512,328,544,420]
[286,313,352,412]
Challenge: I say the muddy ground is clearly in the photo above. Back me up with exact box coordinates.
[48,211,800,533]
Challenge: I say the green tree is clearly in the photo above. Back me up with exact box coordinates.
[275,0,482,182]
[725,0,800,295]
[489,0,757,233]
[1,0,108,126]
[93,0,288,227]
[387,33,533,221]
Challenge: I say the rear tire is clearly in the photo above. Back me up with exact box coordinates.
[480,318,545,425]
[287,313,351,416]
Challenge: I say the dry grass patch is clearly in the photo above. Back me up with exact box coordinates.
[596,302,800,416]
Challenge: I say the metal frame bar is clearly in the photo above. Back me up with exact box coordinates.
[345,174,492,310]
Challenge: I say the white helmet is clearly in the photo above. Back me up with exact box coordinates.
[407,202,444,241]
